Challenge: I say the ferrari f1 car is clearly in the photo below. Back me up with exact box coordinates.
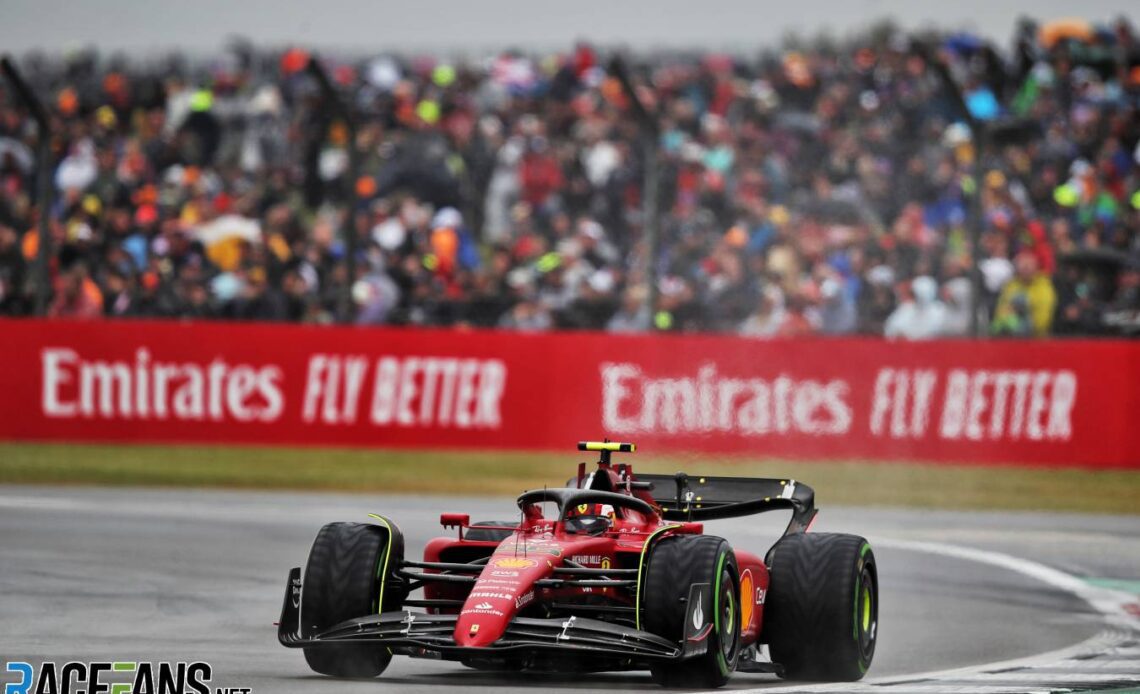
[277,441,878,687]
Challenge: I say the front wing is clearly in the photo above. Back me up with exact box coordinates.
[278,568,703,663]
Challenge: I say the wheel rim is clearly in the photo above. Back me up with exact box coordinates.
[856,564,877,661]
[719,568,739,660]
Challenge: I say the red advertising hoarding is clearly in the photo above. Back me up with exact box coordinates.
[0,318,1136,468]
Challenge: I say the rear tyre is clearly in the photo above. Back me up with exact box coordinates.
[301,521,406,678]
[765,533,877,681]
[643,535,741,688]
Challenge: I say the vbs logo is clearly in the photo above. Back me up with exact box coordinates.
[3,661,250,694]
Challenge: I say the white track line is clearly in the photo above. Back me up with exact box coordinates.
[955,672,1140,682]
[875,538,1140,634]
[720,536,1140,693]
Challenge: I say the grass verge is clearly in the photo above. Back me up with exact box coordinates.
[0,442,1137,514]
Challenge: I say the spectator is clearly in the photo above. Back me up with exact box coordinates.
[818,271,857,335]
[498,299,552,331]
[0,224,25,315]
[884,276,948,340]
[941,274,974,337]
[607,285,651,333]
[856,266,897,335]
[0,17,1135,337]
[992,251,1057,336]
[775,292,819,337]
[741,285,788,337]
[48,262,102,319]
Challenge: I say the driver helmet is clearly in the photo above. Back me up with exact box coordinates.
[564,503,614,535]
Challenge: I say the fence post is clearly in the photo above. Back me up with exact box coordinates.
[914,41,988,338]
[609,57,661,329]
[306,56,360,324]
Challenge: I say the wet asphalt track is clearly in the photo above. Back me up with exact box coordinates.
[1,486,1138,693]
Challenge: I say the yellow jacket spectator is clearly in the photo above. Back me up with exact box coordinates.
[992,252,1057,336]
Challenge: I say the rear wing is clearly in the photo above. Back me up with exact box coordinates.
[635,473,817,536]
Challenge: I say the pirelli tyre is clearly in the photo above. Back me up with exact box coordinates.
[300,520,406,677]
[764,533,878,681]
[643,535,741,688]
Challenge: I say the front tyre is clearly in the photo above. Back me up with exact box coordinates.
[765,533,878,681]
[300,521,405,677]
[643,535,741,688]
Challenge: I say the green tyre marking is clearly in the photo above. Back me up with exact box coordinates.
[714,547,729,675]
[635,524,679,631]
[368,514,396,614]
[853,542,870,642]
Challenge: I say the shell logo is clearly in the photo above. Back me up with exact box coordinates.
[740,570,755,627]
[492,557,537,569]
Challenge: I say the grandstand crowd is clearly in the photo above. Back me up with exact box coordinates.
[0,17,1138,337]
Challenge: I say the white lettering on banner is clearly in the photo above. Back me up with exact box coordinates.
[303,354,506,429]
[397,357,420,425]
[870,368,938,438]
[601,363,640,431]
[600,362,852,437]
[342,358,368,424]
[873,367,1076,442]
[301,354,369,424]
[938,369,1076,442]
[41,347,284,423]
[365,356,506,429]
[602,363,1078,444]
[42,348,77,417]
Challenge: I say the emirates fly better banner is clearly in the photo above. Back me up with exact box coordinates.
[1,319,1136,468]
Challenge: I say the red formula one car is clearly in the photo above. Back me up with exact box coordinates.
[277,442,878,688]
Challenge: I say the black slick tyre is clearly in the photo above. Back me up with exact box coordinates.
[301,521,405,677]
[764,533,878,681]
[642,535,741,688]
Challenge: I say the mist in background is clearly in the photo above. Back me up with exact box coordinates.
[3,0,1139,55]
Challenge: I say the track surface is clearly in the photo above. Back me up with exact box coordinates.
[1,486,1138,693]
